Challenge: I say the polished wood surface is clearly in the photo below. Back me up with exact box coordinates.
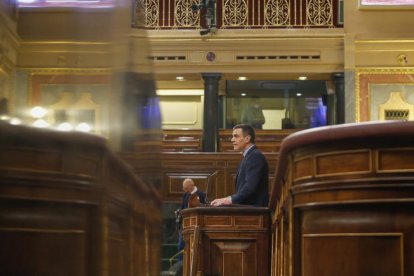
[181,206,270,276]
[270,121,414,276]
[219,129,299,152]
[0,122,161,276]
[159,129,298,153]
[162,129,203,152]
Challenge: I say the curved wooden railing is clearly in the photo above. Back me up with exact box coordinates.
[270,121,414,276]
[0,121,161,276]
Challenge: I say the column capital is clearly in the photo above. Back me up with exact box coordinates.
[202,73,222,81]
[331,72,344,81]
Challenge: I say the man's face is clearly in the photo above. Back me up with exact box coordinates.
[183,181,193,193]
[231,128,250,151]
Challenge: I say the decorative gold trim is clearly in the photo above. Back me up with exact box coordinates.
[26,68,110,106]
[354,39,414,44]
[20,41,111,45]
[0,56,15,74]
[379,91,413,120]
[22,68,111,74]
[355,69,361,122]
[355,67,414,122]
[367,83,414,121]
[356,67,414,73]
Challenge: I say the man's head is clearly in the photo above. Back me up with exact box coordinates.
[182,178,195,193]
[231,124,255,151]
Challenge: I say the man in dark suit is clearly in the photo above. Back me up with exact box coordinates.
[181,178,206,209]
[178,178,206,251]
[210,124,269,207]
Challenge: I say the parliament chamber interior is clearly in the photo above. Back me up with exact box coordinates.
[1,0,414,275]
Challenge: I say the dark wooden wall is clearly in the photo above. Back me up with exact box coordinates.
[159,152,278,203]
[130,129,286,203]
[270,121,414,276]
[0,122,161,276]
[121,152,278,203]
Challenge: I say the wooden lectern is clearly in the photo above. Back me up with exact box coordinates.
[180,206,270,276]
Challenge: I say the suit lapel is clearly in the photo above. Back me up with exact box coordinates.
[235,145,256,190]
[235,154,246,190]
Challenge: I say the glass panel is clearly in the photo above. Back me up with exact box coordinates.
[225,80,329,130]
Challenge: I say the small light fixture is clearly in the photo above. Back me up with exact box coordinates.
[76,122,92,132]
[10,118,22,125]
[57,122,73,131]
[298,76,307,81]
[0,115,10,121]
[33,119,49,128]
[241,93,247,96]
[238,76,247,81]
[176,76,184,81]
[296,92,302,97]
[31,106,47,119]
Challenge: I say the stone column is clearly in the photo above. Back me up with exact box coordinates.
[332,73,345,124]
[202,73,221,152]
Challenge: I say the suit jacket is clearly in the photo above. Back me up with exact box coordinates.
[231,145,269,207]
[181,189,206,210]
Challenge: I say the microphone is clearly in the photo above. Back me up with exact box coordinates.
[204,170,218,205]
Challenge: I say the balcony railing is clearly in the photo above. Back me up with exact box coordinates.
[133,0,343,30]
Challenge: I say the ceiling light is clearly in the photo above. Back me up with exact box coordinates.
[296,92,302,96]
[241,93,247,96]
[238,76,247,81]
[298,76,307,80]
[176,76,184,81]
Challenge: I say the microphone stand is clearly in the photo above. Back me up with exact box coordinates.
[204,170,218,205]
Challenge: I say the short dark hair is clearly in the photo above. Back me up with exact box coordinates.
[233,124,255,143]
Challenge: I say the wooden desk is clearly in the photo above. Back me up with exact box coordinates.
[181,206,270,276]
[270,121,414,276]
[0,122,161,276]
